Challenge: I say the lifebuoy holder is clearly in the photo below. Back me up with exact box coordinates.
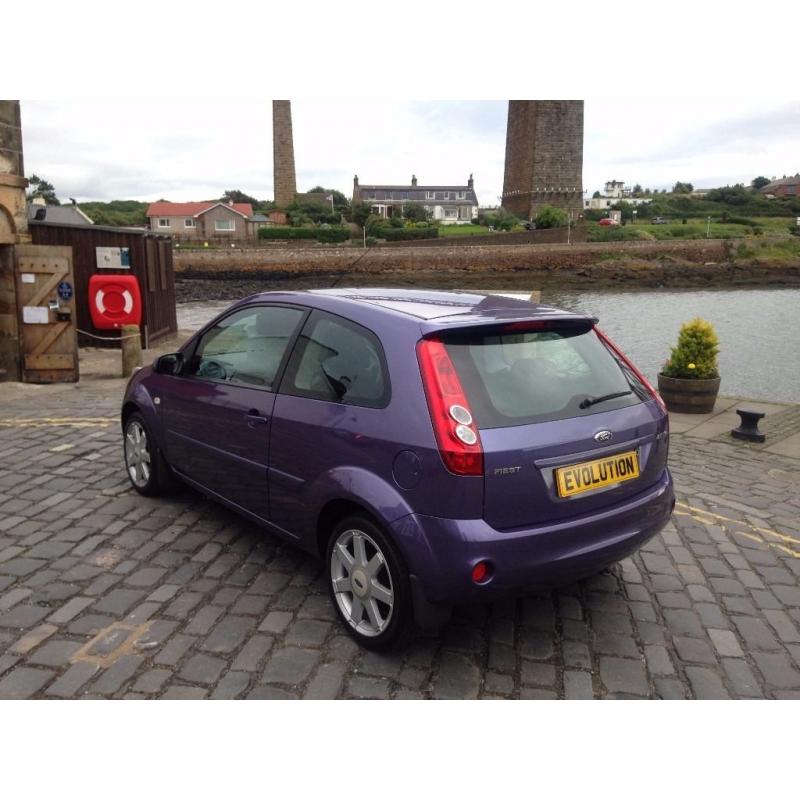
[88,274,142,330]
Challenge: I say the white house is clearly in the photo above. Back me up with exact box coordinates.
[353,174,479,224]
[584,180,652,211]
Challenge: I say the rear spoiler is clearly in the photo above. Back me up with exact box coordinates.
[420,308,598,337]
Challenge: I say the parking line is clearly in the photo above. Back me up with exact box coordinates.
[0,417,117,428]
[674,502,800,559]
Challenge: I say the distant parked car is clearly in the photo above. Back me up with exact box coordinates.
[598,218,620,227]
[651,217,670,225]
[121,289,674,649]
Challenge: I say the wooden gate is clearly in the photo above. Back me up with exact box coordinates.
[14,244,79,383]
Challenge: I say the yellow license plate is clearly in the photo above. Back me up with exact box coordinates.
[555,450,640,498]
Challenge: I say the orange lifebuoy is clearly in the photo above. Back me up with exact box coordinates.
[89,275,142,329]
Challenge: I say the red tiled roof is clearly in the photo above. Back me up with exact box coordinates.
[146,201,253,218]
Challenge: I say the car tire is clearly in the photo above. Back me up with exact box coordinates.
[123,411,172,496]
[326,514,412,651]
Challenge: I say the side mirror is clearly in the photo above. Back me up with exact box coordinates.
[155,352,183,375]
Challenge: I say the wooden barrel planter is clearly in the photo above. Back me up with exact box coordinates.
[657,374,721,414]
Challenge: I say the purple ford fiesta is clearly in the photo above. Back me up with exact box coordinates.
[121,289,674,649]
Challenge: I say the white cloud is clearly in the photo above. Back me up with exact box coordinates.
[18,100,799,208]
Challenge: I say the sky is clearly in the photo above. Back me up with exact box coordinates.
[18,99,799,208]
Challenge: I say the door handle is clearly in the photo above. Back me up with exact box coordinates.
[245,409,269,427]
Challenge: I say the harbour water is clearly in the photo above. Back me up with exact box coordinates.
[176,287,800,403]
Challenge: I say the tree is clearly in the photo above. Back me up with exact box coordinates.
[402,202,430,223]
[632,183,643,196]
[220,189,258,205]
[308,186,350,213]
[534,204,568,229]
[592,190,601,199]
[751,176,770,190]
[672,181,693,194]
[350,202,373,229]
[27,174,60,205]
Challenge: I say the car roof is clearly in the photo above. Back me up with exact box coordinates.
[237,288,594,329]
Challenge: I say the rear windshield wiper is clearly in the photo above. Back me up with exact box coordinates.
[579,390,632,409]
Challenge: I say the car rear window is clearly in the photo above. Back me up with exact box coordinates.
[443,324,648,428]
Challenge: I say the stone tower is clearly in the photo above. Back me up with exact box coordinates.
[501,100,584,220]
[272,100,297,208]
[1,100,29,382]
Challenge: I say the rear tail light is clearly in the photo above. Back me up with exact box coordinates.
[594,327,667,415]
[417,338,483,476]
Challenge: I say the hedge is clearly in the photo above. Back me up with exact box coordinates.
[315,227,350,243]
[258,226,349,243]
[375,226,439,241]
[259,226,317,240]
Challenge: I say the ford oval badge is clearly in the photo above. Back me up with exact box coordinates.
[594,430,613,443]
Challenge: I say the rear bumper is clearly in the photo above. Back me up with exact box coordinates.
[392,468,674,607]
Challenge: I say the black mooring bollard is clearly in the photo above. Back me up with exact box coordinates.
[731,408,766,443]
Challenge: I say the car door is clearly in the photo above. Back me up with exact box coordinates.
[161,303,306,520]
[268,310,391,536]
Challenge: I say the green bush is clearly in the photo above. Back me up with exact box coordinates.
[258,226,317,240]
[388,216,404,228]
[315,227,350,243]
[661,318,720,379]
[534,205,568,229]
[257,226,349,243]
[480,209,519,231]
[365,237,377,247]
[376,226,439,241]
[586,223,645,242]
[402,202,431,223]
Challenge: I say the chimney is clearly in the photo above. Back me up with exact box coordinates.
[411,174,417,187]
[467,173,474,189]
[353,174,359,188]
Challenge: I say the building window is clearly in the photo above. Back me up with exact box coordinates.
[426,191,435,200]
[157,218,170,228]
[401,192,408,200]
[215,219,236,232]
[457,191,466,200]
[443,192,451,200]
[459,206,472,220]
[444,207,458,219]
[384,191,392,200]
[368,191,376,200]
[786,185,797,195]
[184,218,196,228]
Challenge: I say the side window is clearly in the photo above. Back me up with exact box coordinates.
[186,305,303,389]
[282,312,389,408]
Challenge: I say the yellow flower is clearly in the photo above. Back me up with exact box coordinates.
[688,363,696,369]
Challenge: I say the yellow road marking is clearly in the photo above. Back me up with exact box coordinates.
[676,501,800,547]
[674,503,800,559]
[0,417,116,428]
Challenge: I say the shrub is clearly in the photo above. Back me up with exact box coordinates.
[259,226,317,240]
[402,202,431,223]
[315,227,350,243]
[534,205,568,229]
[258,226,349,243]
[661,318,720,380]
[388,216,404,228]
[365,237,377,247]
[482,209,519,231]
[376,226,439,241]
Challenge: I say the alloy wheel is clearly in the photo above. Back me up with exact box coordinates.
[330,528,395,637]
[125,420,152,488]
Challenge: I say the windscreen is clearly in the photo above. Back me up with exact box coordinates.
[444,325,648,428]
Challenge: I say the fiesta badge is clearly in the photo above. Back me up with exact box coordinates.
[594,430,613,443]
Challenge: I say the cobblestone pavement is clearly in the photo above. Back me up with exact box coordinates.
[1,379,800,700]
